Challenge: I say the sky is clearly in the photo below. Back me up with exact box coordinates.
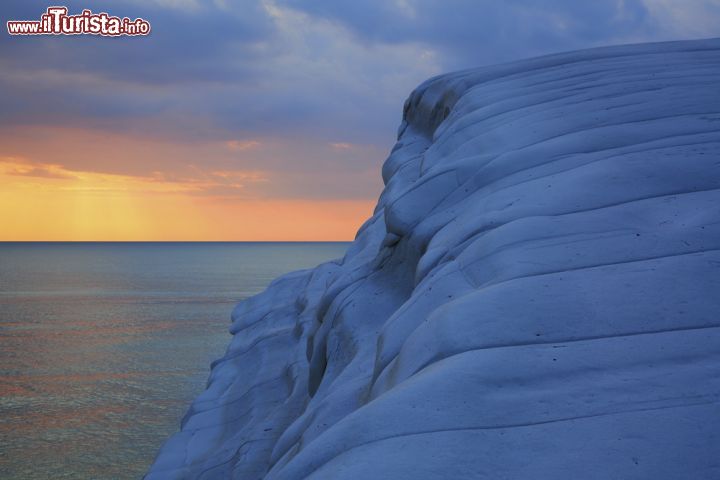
[1,0,719,240]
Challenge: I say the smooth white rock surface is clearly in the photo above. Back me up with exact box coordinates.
[147,38,720,479]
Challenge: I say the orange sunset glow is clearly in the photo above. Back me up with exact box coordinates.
[0,1,434,242]
[0,155,375,241]
[0,124,381,241]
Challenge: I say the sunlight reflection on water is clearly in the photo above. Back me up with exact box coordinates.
[0,242,348,479]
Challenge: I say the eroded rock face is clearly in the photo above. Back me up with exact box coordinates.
[147,38,720,480]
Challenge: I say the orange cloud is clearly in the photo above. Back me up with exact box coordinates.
[1,156,75,177]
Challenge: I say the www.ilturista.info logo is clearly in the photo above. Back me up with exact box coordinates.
[7,6,151,36]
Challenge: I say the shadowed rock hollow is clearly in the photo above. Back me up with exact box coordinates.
[147,38,720,480]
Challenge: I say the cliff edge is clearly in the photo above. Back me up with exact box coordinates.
[147,38,720,479]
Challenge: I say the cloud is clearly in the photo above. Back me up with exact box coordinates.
[7,167,75,180]
[0,126,383,201]
[226,140,262,151]
[0,154,272,199]
[1,157,77,179]
[0,0,439,143]
[330,142,354,149]
[641,0,720,38]
[1,0,274,83]
[274,0,719,69]
[1,0,719,205]
[3,1,716,137]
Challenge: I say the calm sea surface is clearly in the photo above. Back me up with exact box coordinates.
[0,242,349,479]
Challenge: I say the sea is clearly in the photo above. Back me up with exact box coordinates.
[0,242,349,479]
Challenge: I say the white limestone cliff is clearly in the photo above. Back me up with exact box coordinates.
[147,38,720,479]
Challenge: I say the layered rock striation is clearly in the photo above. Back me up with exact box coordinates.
[148,38,720,479]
